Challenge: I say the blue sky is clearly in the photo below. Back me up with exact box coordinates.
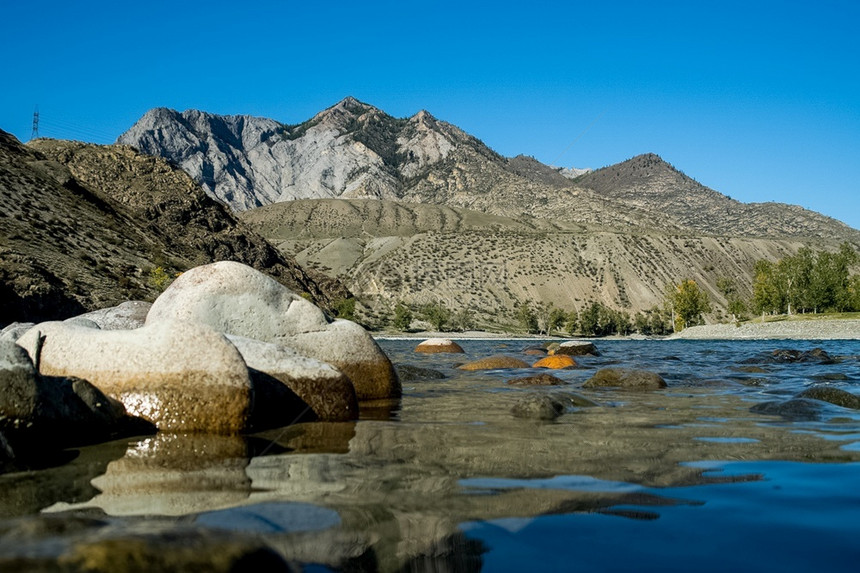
[2,0,858,229]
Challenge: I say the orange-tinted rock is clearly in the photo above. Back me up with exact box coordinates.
[414,338,465,354]
[532,355,577,369]
[457,355,531,371]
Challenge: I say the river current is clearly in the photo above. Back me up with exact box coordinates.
[2,338,860,571]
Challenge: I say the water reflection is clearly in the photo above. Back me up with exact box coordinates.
[3,339,859,570]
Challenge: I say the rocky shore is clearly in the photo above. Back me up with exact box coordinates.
[668,319,860,340]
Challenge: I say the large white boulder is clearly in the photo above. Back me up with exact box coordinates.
[146,261,400,400]
[16,320,252,433]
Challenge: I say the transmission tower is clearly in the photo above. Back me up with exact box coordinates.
[31,106,40,139]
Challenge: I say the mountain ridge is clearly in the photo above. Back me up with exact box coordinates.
[119,97,858,242]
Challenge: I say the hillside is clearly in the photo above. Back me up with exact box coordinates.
[0,130,346,325]
[242,198,821,329]
[119,97,860,243]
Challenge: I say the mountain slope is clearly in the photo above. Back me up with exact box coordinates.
[0,130,346,324]
[575,154,858,240]
[243,198,823,328]
[119,98,859,242]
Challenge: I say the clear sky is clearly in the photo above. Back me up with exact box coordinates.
[2,0,858,229]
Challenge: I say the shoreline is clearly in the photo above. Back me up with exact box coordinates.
[373,319,860,342]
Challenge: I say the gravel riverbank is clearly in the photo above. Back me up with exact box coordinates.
[667,319,860,340]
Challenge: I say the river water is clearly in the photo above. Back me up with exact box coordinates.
[2,339,860,571]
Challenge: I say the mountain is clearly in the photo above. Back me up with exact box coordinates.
[241,198,813,329]
[119,97,858,243]
[0,129,347,325]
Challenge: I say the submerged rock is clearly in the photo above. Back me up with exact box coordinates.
[770,348,836,364]
[750,398,823,421]
[16,320,252,434]
[395,364,447,382]
[511,394,566,420]
[532,355,577,369]
[796,386,860,410]
[457,355,531,371]
[583,368,667,390]
[414,338,465,354]
[146,261,399,401]
[508,373,566,386]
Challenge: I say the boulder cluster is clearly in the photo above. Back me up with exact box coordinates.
[0,262,399,465]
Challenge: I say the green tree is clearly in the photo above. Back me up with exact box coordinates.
[564,310,578,335]
[667,279,710,330]
[452,307,476,332]
[332,297,356,321]
[516,301,539,334]
[392,301,413,331]
[421,300,451,332]
[547,307,567,337]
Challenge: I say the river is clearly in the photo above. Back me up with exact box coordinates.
[2,338,859,571]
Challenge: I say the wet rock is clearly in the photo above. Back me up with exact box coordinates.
[583,368,667,390]
[74,301,152,330]
[1,340,150,453]
[0,322,35,343]
[146,261,399,401]
[554,341,600,356]
[750,398,823,421]
[796,386,860,410]
[414,338,465,354]
[532,355,577,369]
[811,373,849,382]
[457,355,531,371]
[734,365,769,374]
[511,394,565,420]
[228,335,358,423]
[16,320,252,434]
[770,348,836,364]
[559,392,601,408]
[508,373,566,386]
[0,514,291,573]
[395,364,447,382]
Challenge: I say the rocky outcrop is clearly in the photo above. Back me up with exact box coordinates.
[583,368,667,390]
[146,261,399,401]
[74,301,151,330]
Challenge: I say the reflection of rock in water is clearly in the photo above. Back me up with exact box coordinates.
[45,433,254,516]
[0,437,129,517]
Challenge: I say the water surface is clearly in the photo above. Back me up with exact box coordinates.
[2,339,859,571]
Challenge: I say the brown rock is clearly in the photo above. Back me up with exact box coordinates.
[414,338,465,354]
[457,355,531,371]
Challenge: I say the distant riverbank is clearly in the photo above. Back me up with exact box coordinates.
[375,319,860,341]
[668,319,860,340]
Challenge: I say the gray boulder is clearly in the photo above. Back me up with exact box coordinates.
[16,320,252,434]
[74,301,152,330]
[227,335,358,423]
[583,368,667,390]
[0,322,35,343]
[146,261,399,401]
